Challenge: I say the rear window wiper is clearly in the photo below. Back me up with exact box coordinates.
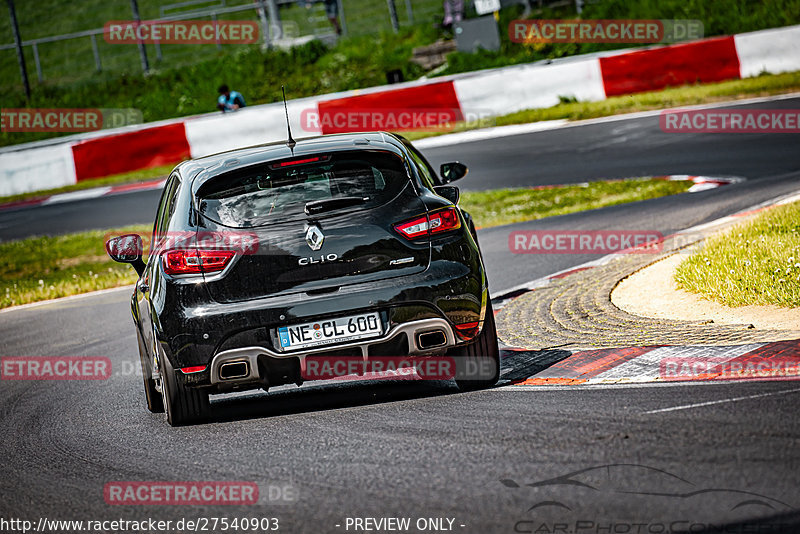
[305,196,369,215]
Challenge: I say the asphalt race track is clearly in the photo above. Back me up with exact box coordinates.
[1,97,799,532]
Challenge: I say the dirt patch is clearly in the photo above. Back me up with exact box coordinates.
[612,252,800,331]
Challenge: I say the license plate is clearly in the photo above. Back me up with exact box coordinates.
[277,312,382,350]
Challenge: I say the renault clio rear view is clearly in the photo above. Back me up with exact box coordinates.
[106,131,499,426]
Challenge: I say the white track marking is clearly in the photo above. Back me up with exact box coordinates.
[42,187,113,204]
[643,387,800,414]
[0,285,134,314]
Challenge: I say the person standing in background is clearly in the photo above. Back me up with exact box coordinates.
[300,0,342,35]
[217,85,246,112]
[442,0,464,29]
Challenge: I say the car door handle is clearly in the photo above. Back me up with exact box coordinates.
[139,282,149,293]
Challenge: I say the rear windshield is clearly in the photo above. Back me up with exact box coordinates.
[196,150,410,228]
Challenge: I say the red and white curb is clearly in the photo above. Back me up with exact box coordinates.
[492,188,800,387]
[0,178,166,212]
[501,340,800,386]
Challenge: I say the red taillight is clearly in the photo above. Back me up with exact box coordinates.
[162,249,235,275]
[454,321,480,341]
[394,207,462,240]
[180,365,207,374]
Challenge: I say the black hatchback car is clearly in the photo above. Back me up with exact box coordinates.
[106,131,498,425]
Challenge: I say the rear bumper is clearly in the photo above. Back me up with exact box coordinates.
[206,317,456,391]
[164,259,486,388]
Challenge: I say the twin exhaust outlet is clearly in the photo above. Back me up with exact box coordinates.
[215,328,448,382]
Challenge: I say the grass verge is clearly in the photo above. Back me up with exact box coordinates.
[0,178,691,309]
[460,179,691,228]
[675,200,800,308]
[0,225,149,310]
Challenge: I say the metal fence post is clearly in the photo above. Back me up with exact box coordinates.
[32,42,43,82]
[266,0,282,41]
[90,34,102,72]
[211,13,222,50]
[257,0,271,49]
[130,0,150,73]
[337,0,348,36]
[404,0,414,25]
[386,0,399,32]
[6,0,30,98]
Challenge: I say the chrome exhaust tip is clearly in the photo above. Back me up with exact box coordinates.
[416,329,447,350]
[218,360,249,380]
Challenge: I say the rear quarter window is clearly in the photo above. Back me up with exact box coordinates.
[196,150,410,228]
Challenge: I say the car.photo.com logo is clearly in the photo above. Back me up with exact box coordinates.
[505,464,795,533]
[509,19,703,44]
[104,20,259,44]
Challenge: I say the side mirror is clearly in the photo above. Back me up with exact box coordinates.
[434,185,460,205]
[105,234,146,276]
[440,162,468,184]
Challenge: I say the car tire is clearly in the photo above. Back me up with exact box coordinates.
[136,330,164,413]
[160,353,210,426]
[452,299,500,390]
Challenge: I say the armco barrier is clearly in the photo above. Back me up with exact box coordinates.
[184,97,319,159]
[0,143,76,197]
[453,57,607,118]
[316,81,463,134]
[598,36,740,96]
[1,24,799,196]
[71,122,191,181]
[734,25,800,78]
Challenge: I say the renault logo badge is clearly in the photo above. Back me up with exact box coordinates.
[305,225,324,251]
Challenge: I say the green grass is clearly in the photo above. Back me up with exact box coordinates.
[675,201,800,308]
[0,225,149,309]
[0,178,691,309]
[460,178,691,228]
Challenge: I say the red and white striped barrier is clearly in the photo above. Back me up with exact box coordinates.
[1,24,798,197]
